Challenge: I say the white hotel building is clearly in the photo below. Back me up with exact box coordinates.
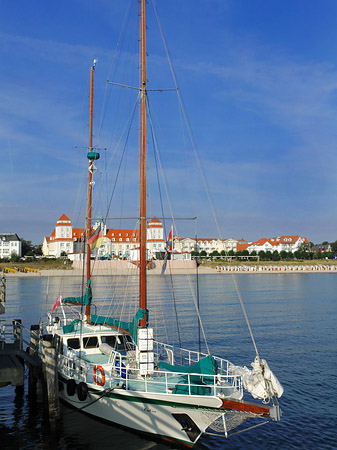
[42,214,166,259]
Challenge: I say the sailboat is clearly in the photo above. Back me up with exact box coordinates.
[44,1,283,447]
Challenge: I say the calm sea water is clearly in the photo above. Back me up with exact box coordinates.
[0,273,336,449]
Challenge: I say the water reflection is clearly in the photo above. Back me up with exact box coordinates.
[0,274,336,449]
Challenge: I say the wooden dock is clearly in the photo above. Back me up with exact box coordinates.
[0,318,59,427]
[0,342,25,387]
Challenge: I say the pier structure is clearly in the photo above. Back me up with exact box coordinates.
[0,318,60,426]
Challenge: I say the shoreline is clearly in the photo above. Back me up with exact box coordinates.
[2,264,337,277]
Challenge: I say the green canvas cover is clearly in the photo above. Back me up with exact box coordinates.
[90,308,148,344]
[62,319,81,334]
[158,354,218,376]
[159,355,218,395]
[62,280,92,306]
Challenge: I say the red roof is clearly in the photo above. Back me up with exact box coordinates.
[106,229,139,242]
[237,243,250,251]
[147,216,163,228]
[56,213,72,226]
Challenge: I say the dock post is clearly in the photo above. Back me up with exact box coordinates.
[13,319,22,349]
[0,275,5,314]
[13,319,24,394]
[42,334,60,429]
[28,325,40,396]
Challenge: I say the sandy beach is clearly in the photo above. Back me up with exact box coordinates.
[2,263,337,277]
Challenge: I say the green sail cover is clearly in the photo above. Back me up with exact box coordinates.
[158,354,218,376]
[62,281,92,306]
[159,355,218,396]
[90,308,148,345]
[63,319,81,334]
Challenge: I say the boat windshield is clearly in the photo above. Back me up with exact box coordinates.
[101,334,135,351]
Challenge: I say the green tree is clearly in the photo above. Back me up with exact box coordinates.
[330,241,337,253]
[258,250,266,260]
[294,250,303,259]
[272,250,280,261]
[10,252,20,262]
[33,244,43,256]
[287,251,292,259]
[21,239,33,256]
[280,250,288,260]
[265,251,272,260]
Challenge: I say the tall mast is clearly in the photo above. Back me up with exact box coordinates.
[85,59,97,321]
[139,0,147,327]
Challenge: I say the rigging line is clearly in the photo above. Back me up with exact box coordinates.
[146,99,175,230]
[98,93,139,211]
[153,1,197,220]
[88,216,197,221]
[231,274,260,360]
[194,219,201,355]
[149,106,182,350]
[153,0,221,239]
[152,0,179,93]
[118,125,128,231]
[97,0,133,145]
[177,89,223,240]
[105,96,139,220]
[147,97,210,353]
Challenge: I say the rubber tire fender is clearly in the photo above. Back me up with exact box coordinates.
[66,379,77,396]
[77,382,88,401]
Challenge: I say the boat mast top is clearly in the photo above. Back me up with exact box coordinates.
[139,0,147,327]
[86,59,98,321]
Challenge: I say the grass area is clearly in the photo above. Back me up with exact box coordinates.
[201,259,337,268]
[0,259,73,272]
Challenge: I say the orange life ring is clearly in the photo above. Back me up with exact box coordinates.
[93,365,105,386]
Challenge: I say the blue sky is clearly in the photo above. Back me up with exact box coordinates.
[2,0,337,245]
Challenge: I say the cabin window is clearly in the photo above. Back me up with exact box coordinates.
[67,338,80,349]
[83,336,99,349]
[101,335,117,347]
[116,335,135,351]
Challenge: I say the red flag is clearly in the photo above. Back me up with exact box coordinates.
[161,225,173,275]
[51,296,61,312]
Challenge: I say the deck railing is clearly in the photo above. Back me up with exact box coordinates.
[58,347,243,399]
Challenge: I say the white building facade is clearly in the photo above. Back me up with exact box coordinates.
[241,236,309,254]
[0,233,22,259]
[173,237,237,255]
[42,215,166,259]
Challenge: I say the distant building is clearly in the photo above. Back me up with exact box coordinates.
[173,236,237,254]
[42,214,85,258]
[311,243,332,253]
[42,214,166,259]
[0,233,22,259]
[237,235,309,254]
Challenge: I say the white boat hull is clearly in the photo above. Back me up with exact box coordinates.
[59,376,224,447]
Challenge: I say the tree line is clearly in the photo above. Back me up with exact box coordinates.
[192,241,337,261]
